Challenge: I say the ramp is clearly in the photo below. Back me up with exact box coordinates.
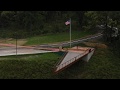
[54,46,95,73]
[0,47,58,57]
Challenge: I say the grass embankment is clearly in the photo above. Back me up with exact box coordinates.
[0,42,120,79]
[25,30,94,45]
[0,30,94,46]
[0,52,62,79]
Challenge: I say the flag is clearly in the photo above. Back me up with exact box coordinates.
[65,20,71,25]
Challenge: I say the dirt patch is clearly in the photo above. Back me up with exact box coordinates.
[16,39,27,45]
[83,42,108,49]
[0,38,27,45]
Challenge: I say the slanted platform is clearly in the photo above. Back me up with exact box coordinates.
[54,46,95,73]
[0,47,58,57]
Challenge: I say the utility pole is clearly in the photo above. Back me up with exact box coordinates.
[15,32,17,56]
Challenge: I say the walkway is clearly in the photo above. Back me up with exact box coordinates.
[38,33,103,48]
[0,47,56,56]
[0,43,58,56]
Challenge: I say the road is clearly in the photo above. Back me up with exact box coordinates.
[0,33,103,57]
[37,33,103,48]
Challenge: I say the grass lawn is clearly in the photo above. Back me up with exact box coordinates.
[25,30,94,45]
[0,30,94,46]
[0,52,62,79]
[0,29,119,79]
[0,43,120,79]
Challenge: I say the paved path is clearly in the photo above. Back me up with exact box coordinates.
[0,33,101,57]
[0,46,57,56]
[37,33,103,48]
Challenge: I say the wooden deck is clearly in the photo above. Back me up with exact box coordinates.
[54,46,95,73]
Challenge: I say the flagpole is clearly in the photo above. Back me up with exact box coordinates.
[70,18,71,48]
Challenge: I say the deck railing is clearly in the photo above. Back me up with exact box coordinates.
[54,51,68,68]
[55,49,89,72]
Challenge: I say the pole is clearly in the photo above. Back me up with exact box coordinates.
[15,32,17,56]
[70,18,71,48]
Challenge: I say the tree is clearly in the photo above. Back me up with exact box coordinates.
[75,11,86,29]
[0,11,16,27]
